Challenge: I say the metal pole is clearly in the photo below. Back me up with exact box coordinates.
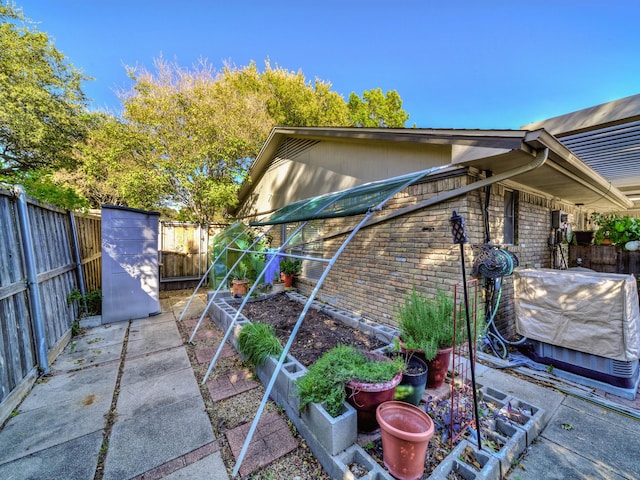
[450,210,481,450]
[14,185,50,375]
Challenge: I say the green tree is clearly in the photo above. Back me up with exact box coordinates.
[56,112,168,209]
[348,88,409,127]
[121,58,272,222]
[0,1,89,179]
[224,60,350,127]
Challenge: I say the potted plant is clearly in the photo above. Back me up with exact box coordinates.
[394,288,466,389]
[230,264,250,296]
[591,213,640,247]
[295,345,403,432]
[271,272,285,294]
[389,352,428,406]
[279,257,302,288]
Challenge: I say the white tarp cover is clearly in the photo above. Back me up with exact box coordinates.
[514,268,640,361]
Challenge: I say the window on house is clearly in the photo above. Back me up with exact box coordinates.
[504,190,517,244]
[284,220,324,280]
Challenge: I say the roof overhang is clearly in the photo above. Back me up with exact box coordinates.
[236,126,633,215]
[523,94,640,206]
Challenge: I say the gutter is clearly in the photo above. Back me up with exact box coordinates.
[524,129,633,211]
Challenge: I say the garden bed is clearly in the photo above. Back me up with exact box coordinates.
[240,292,388,366]
[208,291,541,479]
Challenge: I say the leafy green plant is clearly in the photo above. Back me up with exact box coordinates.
[279,257,302,275]
[591,213,640,246]
[295,344,403,417]
[394,288,467,361]
[66,289,102,317]
[238,322,283,368]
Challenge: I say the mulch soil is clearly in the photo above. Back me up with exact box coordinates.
[240,293,387,366]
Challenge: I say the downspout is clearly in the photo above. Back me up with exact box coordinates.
[14,185,50,375]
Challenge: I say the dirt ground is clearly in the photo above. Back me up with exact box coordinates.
[240,293,387,366]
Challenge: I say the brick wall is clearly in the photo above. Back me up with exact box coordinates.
[240,169,583,348]
[291,171,579,345]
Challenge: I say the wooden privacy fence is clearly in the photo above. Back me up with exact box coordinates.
[0,187,101,424]
[159,221,228,289]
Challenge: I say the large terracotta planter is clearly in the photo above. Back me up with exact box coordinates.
[346,367,403,432]
[377,401,434,480]
[427,347,452,389]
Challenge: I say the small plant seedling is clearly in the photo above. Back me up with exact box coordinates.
[561,423,574,430]
[545,364,555,374]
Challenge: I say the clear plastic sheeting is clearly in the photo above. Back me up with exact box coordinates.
[514,268,640,362]
[250,167,444,226]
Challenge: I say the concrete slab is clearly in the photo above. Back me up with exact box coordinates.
[119,346,191,386]
[103,396,215,480]
[117,366,202,419]
[0,430,103,480]
[505,437,629,480]
[69,322,128,353]
[53,339,124,371]
[126,319,184,356]
[18,362,119,413]
[540,403,640,479]
[162,451,229,480]
[0,392,109,464]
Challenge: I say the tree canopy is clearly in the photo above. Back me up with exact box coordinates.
[1,0,411,216]
[91,59,411,222]
[0,1,89,179]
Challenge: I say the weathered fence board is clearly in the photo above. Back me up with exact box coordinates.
[159,222,228,287]
[75,213,102,292]
[0,188,101,423]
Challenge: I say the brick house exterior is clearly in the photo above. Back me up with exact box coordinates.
[232,127,632,339]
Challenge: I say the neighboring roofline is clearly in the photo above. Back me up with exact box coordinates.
[521,93,640,137]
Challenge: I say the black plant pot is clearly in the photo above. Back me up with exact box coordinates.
[395,354,428,406]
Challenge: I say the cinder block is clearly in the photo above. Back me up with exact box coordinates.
[498,397,545,446]
[480,418,527,478]
[301,401,358,456]
[429,439,499,480]
[335,444,393,480]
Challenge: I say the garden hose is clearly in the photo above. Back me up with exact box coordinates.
[473,246,527,358]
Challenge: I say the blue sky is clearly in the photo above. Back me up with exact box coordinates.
[25,1,640,129]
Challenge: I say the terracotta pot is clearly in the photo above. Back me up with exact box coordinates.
[376,401,434,480]
[426,347,452,389]
[345,357,403,432]
[231,279,249,296]
[281,273,294,288]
